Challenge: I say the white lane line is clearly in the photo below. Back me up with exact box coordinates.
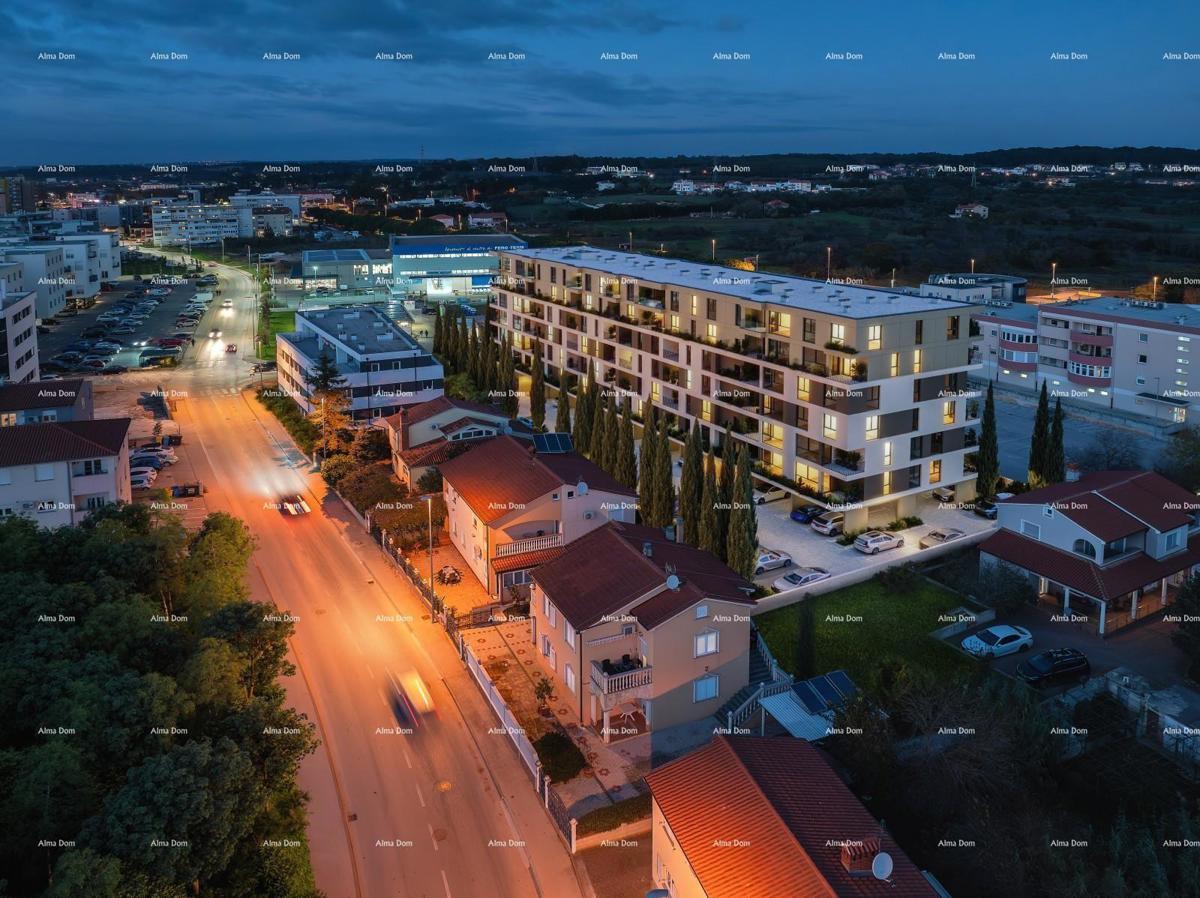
[402,746,413,769]
[441,869,452,898]
[414,782,426,808]
[428,823,439,852]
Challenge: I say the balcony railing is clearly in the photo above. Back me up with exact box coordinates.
[494,533,564,558]
[590,661,653,695]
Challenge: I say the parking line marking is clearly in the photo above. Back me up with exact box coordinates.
[414,783,426,808]
[428,823,439,852]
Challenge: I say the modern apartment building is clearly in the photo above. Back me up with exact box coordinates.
[491,247,983,530]
[151,204,254,246]
[227,191,302,220]
[57,232,122,282]
[276,305,444,422]
[973,297,1200,425]
[0,245,68,319]
[0,176,35,215]
[48,237,100,303]
[0,286,39,384]
[0,261,23,295]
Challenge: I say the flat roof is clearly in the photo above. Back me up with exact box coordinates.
[303,249,371,263]
[974,302,1040,324]
[295,305,420,353]
[390,235,528,254]
[928,272,1028,286]
[508,246,973,318]
[1041,297,1200,329]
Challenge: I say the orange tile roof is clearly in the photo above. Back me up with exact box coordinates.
[0,417,131,466]
[491,545,566,574]
[646,736,938,898]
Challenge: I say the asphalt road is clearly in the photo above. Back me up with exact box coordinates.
[125,250,583,898]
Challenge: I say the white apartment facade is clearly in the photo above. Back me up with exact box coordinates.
[151,204,254,246]
[0,286,38,383]
[276,306,444,422]
[56,232,121,282]
[0,245,68,319]
[228,192,302,220]
[50,238,100,302]
[491,247,983,530]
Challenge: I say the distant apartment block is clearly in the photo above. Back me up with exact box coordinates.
[57,232,121,282]
[251,206,294,237]
[276,306,443,422]
[0,245,67,318]
[0,286,38,384]
[151,204,253,246]
[227,191,302,220]
[921,272,1027,305]
[0,261,23,295]
[491,247,983,530]
[973,297,1200,425]
[0,176,35,215]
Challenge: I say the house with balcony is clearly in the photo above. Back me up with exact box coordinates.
[979,470,1200,636]
[439,435,636,597]
[275,305,444,422]
[645,734,941,898]
[530,521,758,743]
[0,417,131,527]
[381,395,512,487]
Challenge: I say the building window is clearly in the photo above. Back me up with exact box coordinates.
[706,323,718,341]
[552,492,560,501]
[913,349,923,373]
[796,377,811,402]
[942,401,956,425]
[692,674,719,703]
[830,323,845,344]
[946,316,960,340]
[1020,521,1041,540]
[914,320,924,345]
[564,663,576,694]
[565,622,576,648]
[81,459,105,476]
[694,630,719,657]
[867,325,881,350]
[881,471,892,495]
[929,460,941,484]
[883,441,893,466]
[890,353,899,377]
[706,297,718,320]
[670,314,680,332]
[1139,333,1149,343]
[823,414,837,439]
[865,415,879,440]
[34,463,55,482]
[803,318,816,343]
[543,596,557,628]
[1072,539,1097,559]
[0,413,14,426]
[695,604,708,619]
[1138,355,1147,364]
[1165,530,1181,551]
[690,295,698,316]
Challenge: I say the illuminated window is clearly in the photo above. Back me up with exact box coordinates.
[796,377,811,402]
[823,414,837,439]
[701,400,713,422]
[913,349,923,373]
[882,471,892,495]
[691,295,698,315]
[942,401,955,425]
[706,323,718,341]
[867,325,881,350]
[890,353,899,377]
[865,415,879,440]
[831,323,846,343]
[883,441,893,466]
[930,460,942,484]
[670,314,680,332]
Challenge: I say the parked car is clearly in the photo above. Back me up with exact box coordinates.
[110,326,136,335]
[853,531,905,554]
[1017,648,1091,688]
[81,327,108,338]
[973,498,999,519]
[251,361,277,373]
[278,494,311,516]
[753,548,793,576]
[961,624,1033,658]
[52,351,83,363]
[919,528,966,549]
[129,466,158,481]
[773,567,830,591]
[130,474,156,489]
[98,365,129,375]
[753,485,788,505]
[129,456,165,470]
[811,511,844,536]
[132,445,174,456]
[931,486,956,504]
[789,505,825,524]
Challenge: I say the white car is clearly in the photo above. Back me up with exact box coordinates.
[133,445,174,456]
[811,512,844,536]
[132,453,178,466]
[130,474,155,489]
[919,528,966,549]
[279,493,312,516]
[752,485,788,505]
[753,549,793,576]
[773,567,830,591]
[129,466,158,479]
[961,625,1033,658]
[853,531,905,554]
[222,299,233,308]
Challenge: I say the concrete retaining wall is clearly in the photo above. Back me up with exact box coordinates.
[573,817,652,853]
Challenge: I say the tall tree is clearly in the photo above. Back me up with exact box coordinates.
[601,392,620,474]
[697,449,720,556]
[303,346,345,394]
[679,420,704,545]
[500,333,518,418]
[715,441,735,560]
[432,306,444,356]
[467,323,480,386]
[309,389,351,460]
[444,308,459,370]
[530,339,546,430]
[651,410,676,529]
[554,382,571,434]
[480,329,498,396]
[1047,398,1066,484]
[727,442,759,578]
[638,403,659,524]
[589,387,608,463]
[1027,381,1050,487]
[573,361,594,453]
[1171,577,1200,681]
[616,397,637,488]
[976,382,1000,499]
[1157,425,1200,492]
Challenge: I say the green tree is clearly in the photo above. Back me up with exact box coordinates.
[588,386,607,463]
[554,383,571,434]
[308,389,352,458]
[350,427,389,464]
[715,443,735,561]
[1028,381,1050,487]
[203,601,296,701]
[320,453,355,487]
[679,420,704,545]
[795,600,816,679]
[432,306,444,356]
[1047,397,1066,484]
[650,410,675,528]
[500,333,518,418]
[573,361,594,453]
[600,393,619,474]
[697,449,720,555]
[1156,425,1200,492]
[302,346,345,394]
[530,339,546,431]
[616,397,637,489]
[1171,577,1200,681]
[727,442,759,578]
[638,403,659,524]
[467,322,480,385]
[976,382,1000,499]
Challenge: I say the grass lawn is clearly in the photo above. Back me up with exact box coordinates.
[754,578,974,684]
[258,309,296,361]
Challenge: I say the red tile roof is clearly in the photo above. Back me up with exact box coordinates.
[0,417,130,467]
[0,379,88,412]
[646,735,938,898]
[979,528,1200,601]
[532,522,756,631]
[439,436,634,524]
[397,437,486,470]
[491,545,566,574]
[440,417,499,436]
[1001,471,1197,537]
[382,396,508,448]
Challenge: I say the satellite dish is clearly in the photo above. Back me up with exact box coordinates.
[578,481,589,495]
[871,852,894,881]
[666,574,681,590]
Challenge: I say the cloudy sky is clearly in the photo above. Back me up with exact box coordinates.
[3,0,1198,164]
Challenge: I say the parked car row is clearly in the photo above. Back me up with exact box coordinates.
[960,625,1091,688]
[129,445,178,490]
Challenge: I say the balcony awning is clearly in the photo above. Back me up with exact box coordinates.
[491,545,566,575]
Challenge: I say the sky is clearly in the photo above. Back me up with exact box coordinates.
[2,0,1198,165]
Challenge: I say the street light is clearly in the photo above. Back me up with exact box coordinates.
[826,245,832,280]
[1153,275,1159,300]
[711,238,716,261]
[1051,262,1057,297]
[970,257,976,274]
[421,495,435,602]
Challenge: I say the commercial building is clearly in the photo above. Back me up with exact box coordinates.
[972,297,1200,425]
[381,395,512,487]
[645,734,940,898]
[227,192,302,220]
[440,435,635,596]
[0,245,68,319]
[391,234,527,301]
[921,272,1027,305]
[300,248,392,292]
[151,204,253,246]
[979,471,1200,636]
[491,247,983,530]
[0,285,38,384]
[0,176,35,215]
[0,378,92,424]
[0,417,132,527]
[531,521,757,742]
[276,305,443,422]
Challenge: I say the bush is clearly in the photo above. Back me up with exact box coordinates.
[350,428,390,464]
[576,792,652,836]
[877,562,921,592]
[534,732,587,783]
[336,463,407,516]
[416,466,443,494]
[320,454,355,487]
[256,387,318,455]
[887,515,923,531]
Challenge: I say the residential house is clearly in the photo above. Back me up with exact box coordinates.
[645,734,940,898]
[467,211,507,230]
[0,417,132,527]
[439,435,636,597]
[0,378,92,425]
[381,395,511,487]
[979,470,1200,636]
[530,522,758,741]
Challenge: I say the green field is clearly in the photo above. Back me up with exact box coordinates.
[754,577,974,683]
[258,309,296,361]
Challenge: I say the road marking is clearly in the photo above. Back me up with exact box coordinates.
[414,782,426,808]
[403,746,413,769]
[428,823,439,852]
[442,869,452,898]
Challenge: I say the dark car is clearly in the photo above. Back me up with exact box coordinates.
[973,498,998,519]
[1017,648,1091,688]
[789,505,824,524]
[98,365,129,375]
[81,327,109,338]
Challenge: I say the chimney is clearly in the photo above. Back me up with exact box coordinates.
[642,541,653,558]
[840,837,880,877]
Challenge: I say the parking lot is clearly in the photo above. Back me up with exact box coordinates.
[38,271,233,375]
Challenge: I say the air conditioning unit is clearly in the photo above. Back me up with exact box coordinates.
[584,511,595,520]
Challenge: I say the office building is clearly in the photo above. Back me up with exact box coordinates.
[276,305,443,421]
[491,247,982,530]
[300,248,392,292]
[251,206,294,237]
[227,191,302,220]
[0,285,38,383]
[391,234,527,301]
[151,204,253,246]
[973,297,1200,425]
[0,245,68,319]
[921,273,1027,305]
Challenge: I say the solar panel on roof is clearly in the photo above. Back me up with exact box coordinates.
[533,432,573,454]
[826,670,857,701]
[790,681,826,715]
[810,676,842,707]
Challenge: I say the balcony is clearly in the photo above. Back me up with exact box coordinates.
[590,659,653,696]
[740,316,767,332]
[823,340,859,355]
[1071,329,1113,348]
[494,533,564,558]
[1069,349,1113,366]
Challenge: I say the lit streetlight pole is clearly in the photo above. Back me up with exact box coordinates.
[711,238,716,261]
[422,495,435,601]
[1153,275,1159,301]
[970,258,976,274]
[1051,262,1057,297]
[826,246,832,280]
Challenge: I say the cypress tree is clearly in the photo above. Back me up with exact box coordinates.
[467,323,480,385]
[1047,397,1066,485]
[679,420,704,545]
[589,387,608,463]
[601,393,620,474]
[432,306,444,356]
[530,339,546,431]
[442,309,457,369]
[573,368,593,454]
[652,410,676,530]
[727,442,759,579]
[501,333,518,418]
[482,331,498,396]
[698,449,720,556]
[554,381,571,434]
[616,397,637,489]
[638,402,659,524]
[1028,381,1050,486]
[976,382,1000,499]
[715,441,735,560]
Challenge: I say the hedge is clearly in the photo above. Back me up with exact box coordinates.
[533,732,587,783]
[256,387,318,455]
[576,792,652,836]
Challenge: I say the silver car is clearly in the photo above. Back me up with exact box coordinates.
[753,549,793,576]
[919,528,966,549]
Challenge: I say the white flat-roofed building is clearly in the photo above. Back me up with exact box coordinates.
[48,238,100,303]
[390,234,528,301]
[151,205,253,246]
[922,273,1027,305]
[251,206,294,237]
[0,284,38,383]
[492,246,984,530]
[0,261,23,295]
[300,248,392,292]
[276,305,444,422]
[228,192,302,220]
[0,245,67,319]
[56,232,121,282]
